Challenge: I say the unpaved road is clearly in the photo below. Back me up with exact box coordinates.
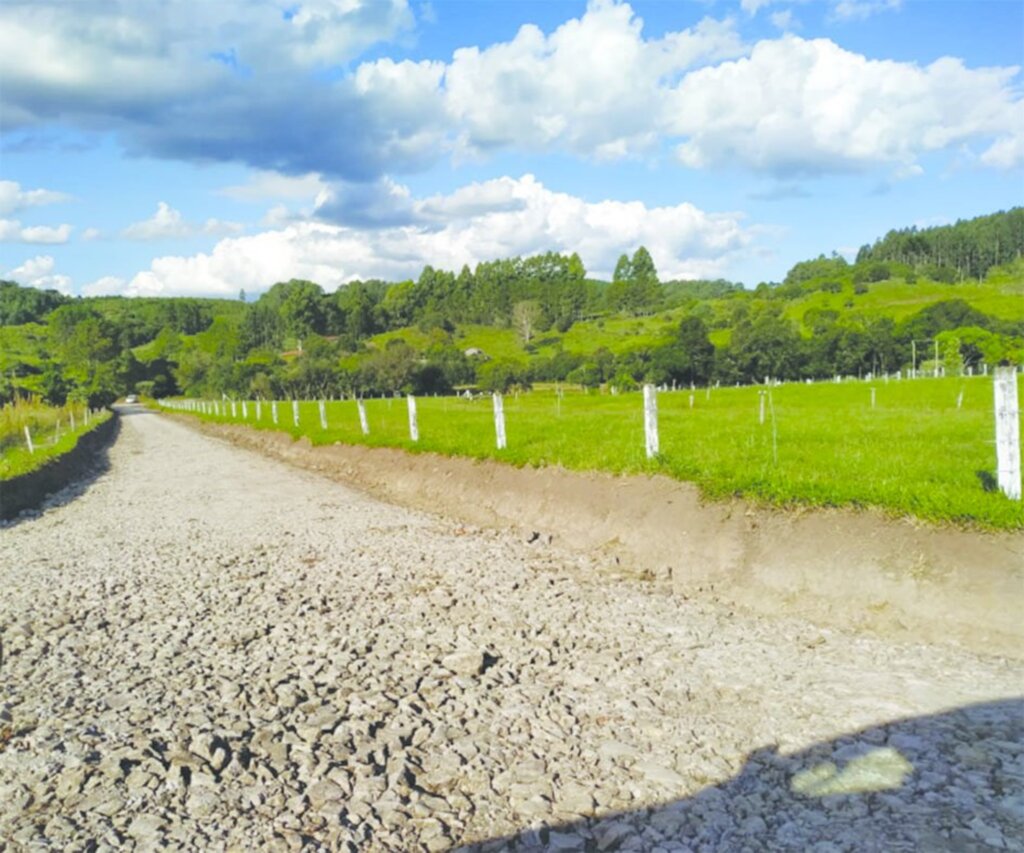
[1,408,1021,851]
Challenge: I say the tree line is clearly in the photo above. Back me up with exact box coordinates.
[855,206,1024,283]
[1,206,1022,406]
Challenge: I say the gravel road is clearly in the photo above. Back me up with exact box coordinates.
[2,408,1022,852]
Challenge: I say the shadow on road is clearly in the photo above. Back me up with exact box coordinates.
[457,697,1023,852]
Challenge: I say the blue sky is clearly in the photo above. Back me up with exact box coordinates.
[1,0,1021,298]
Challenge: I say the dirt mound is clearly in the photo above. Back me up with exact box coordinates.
[181,417,1024,659]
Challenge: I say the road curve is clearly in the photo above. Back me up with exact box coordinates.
[1,407,1021,850]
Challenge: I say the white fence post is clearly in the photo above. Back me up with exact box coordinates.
[24,425,34,454]
[357,399,369,435]
[493,392,507,450]
[318,399,328,430]
[407,395,419,442]
[994,367,1021,500]
[643,383,659,459]
[292,399,300,426]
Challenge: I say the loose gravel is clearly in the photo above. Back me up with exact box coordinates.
[1,408,1021,851]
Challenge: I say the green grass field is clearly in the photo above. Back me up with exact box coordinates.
[0,399,112,480]
[161,374,1024,529]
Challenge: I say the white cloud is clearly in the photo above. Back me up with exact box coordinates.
[668,37,1024,175]
[218,170,330,203]
[81,275,126,296]
[4,254,72,293]
[770,10,796,31]
[122,202,191,240]
[742,1,901,21]
[832,0,902,21]
[122,202,243,240]
[0,179,71,216]
[108,175,755,297]
[980,134,1024,170]
[443,4,744,159]
[0,218,73,243]
[0,0,1018,184]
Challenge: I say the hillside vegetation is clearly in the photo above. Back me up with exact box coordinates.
[0,208,1021,407]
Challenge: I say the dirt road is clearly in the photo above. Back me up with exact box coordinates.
[1,408,1021,850]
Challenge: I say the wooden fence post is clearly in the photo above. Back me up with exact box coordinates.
[493,392,507,450]
[994,367,1021,500]
[643,383,659,459]
[357,399,369,435]
[407,395,419,442]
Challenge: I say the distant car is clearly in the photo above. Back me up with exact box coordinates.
[125,395,139,404]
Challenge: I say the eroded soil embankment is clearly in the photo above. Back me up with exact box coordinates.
[180,417,1024,659]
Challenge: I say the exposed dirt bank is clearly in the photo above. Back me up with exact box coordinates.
[0,415,119,521]
[177,417,1024,660]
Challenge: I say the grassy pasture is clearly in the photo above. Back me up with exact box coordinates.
[163,374,1024,529]
[0,399,112,480]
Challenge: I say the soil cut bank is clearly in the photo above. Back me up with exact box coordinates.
[176,416,1024,659]
[0,415,119,521]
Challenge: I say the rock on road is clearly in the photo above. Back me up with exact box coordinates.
[1,407,1022,851]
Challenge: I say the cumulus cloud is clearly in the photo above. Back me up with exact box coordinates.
[443,5,744,159]
[668,37,1023,176]
[0,219,73,243]
[109,175,755,297]
[121,202,243,240]
[1,0,1018,183]
[0,179,71,216]
[4,254,72,293]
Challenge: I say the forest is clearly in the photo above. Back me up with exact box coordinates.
[1,208,1022,407]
